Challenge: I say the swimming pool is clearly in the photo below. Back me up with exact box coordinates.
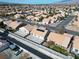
[0,0,70,4]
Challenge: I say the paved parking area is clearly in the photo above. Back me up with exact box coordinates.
[2,48,22,59]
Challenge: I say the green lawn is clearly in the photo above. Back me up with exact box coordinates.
[49,45,69,56]
[75,55,79,59]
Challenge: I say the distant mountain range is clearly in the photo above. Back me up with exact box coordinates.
[61,0,79,4]
[0,0,79,5]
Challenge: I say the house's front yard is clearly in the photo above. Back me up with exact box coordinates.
[48,44,69,56]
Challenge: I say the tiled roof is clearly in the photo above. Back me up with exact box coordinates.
[47,32,73,48]
[73,36,79,49]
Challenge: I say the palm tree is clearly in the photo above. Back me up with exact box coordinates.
[75,16,78,21]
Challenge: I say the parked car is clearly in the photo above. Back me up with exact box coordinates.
[9,44,20,51]
[27,57,32,59]
[14,49,23,56]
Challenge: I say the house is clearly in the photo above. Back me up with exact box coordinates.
[42,14,62,24]
[33,11,43,15]
[71,36,79,55]
[41,14,47,18]
[15,25,34,37]
[33,17,39,21]
[42,18,50,24]
[66,16,79,32]
[4,20,22,30]
[50,14,63,23]
[42,16,56,25]
[59,10,65,17]
[14,14,21,19]
[68,17,79,31]
[72,11,79,16]
[72,21,79,27]
[49,16,57,24]
[3,20,12,25]
[31,27,47,39]
[23,25,34,32]
[26,15,34,21]
[47,32,73,48]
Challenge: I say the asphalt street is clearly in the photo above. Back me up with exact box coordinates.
[0,32,52,59]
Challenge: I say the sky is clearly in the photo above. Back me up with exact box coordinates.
[0,0,68,4]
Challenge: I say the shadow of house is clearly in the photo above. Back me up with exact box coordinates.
[67,36,74,53]
[41,31,50,45]
[2,29,9,37]
[16,23,26,30]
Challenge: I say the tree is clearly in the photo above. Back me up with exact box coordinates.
[11,18,16,21]
[49,7,52,14]
[64,13,68,18]
[57,26,65,34]
[47,41,55,46]
[53,7,56,15]
[74,6,79,11]
[48,7,54,16]
[75,55,79,59]
[42,8,45,11]
[60,17,64,21]
[38,16,44,22]
[0,21,6,28]
[0,12,6,17]
[20,16,26,19]
[75,16,78,21]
